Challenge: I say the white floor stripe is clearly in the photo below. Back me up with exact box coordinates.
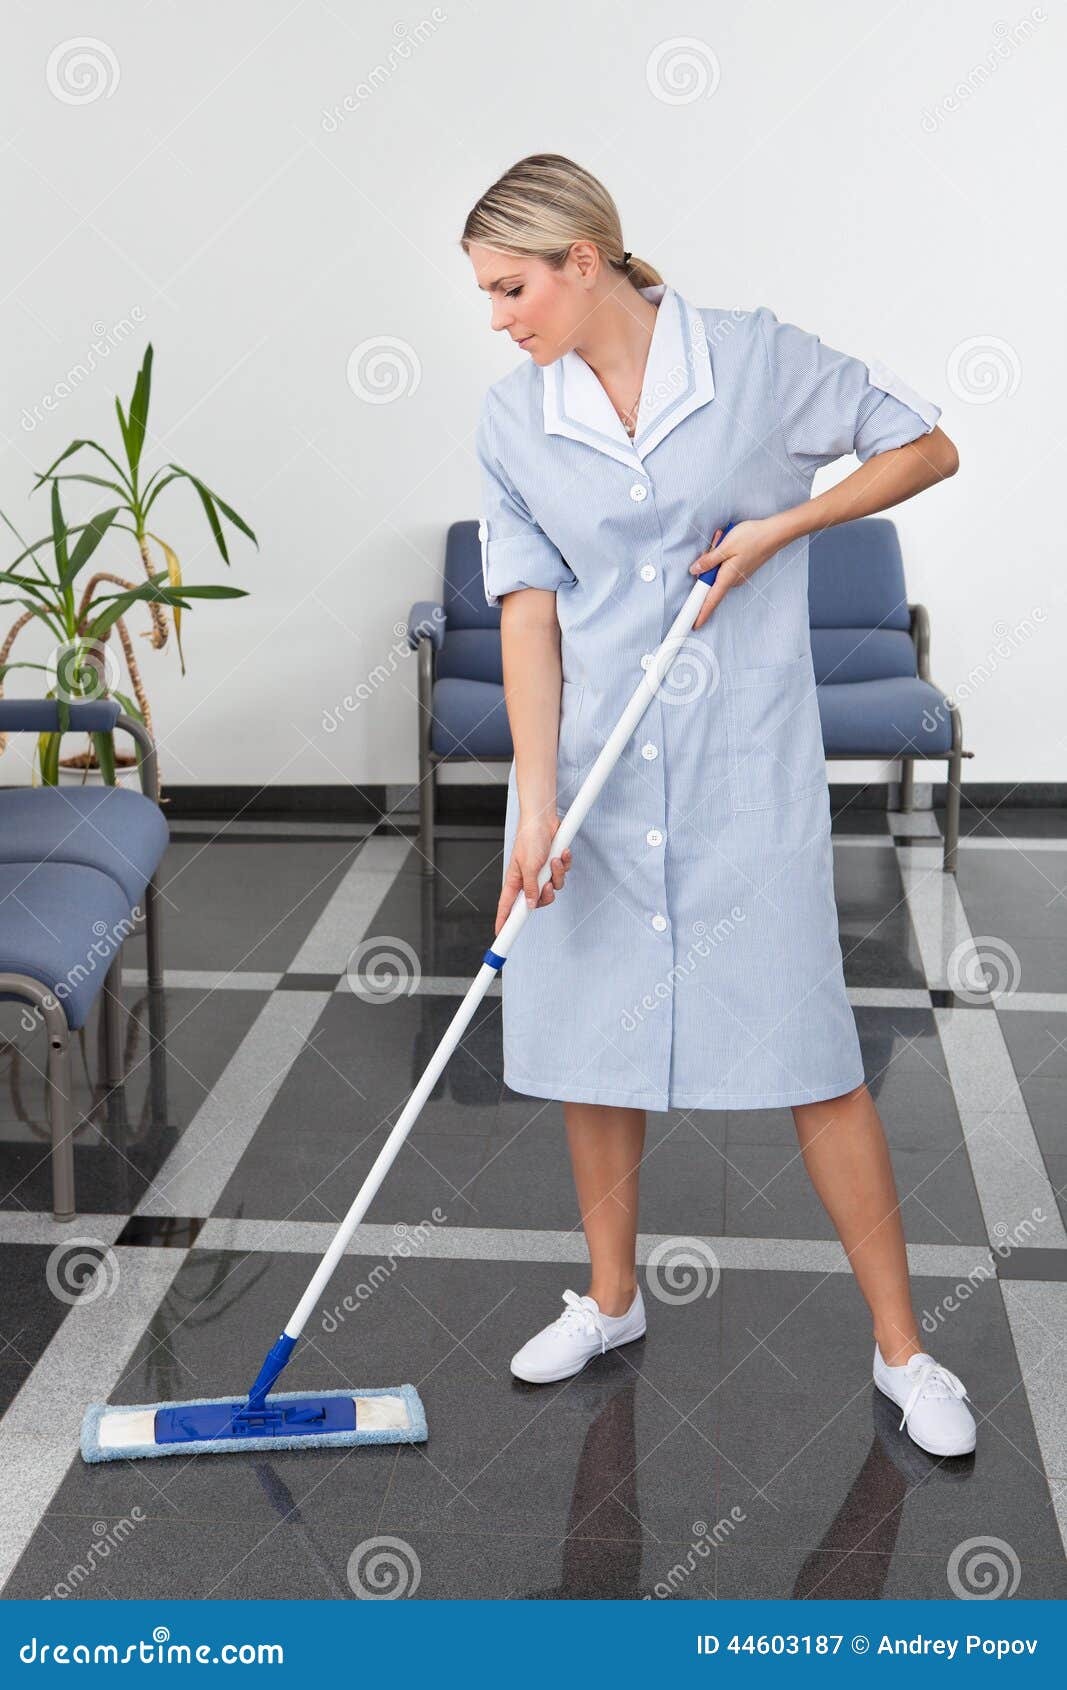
[192,1216,991,1279]
[0,1248,187,1591]
[288,835,411,974]
[897,839,1067,1555]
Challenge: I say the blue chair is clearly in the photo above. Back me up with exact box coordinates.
[809,518,970,872]
[0,699,168,1218]
[408,516,969,876]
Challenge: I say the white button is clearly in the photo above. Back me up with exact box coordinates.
[640,652,654,669]
[646,827,663,846]
[640,563,657,582]
[651,913,668,932]
[641,742,658,760]
[629,483,648,502]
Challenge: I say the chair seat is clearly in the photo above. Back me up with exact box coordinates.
[430,677,512,759]
[0,862,134,1029]
[0,786,169,905]
[818,677,953,757]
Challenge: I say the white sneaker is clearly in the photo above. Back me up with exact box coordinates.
[873,1344,976,1457]
[510,1287,646,1384]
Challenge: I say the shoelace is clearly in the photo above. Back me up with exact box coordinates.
[897,1358,969,1433]
[556,1288,609,1354]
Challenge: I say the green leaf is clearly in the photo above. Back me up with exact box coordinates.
[90,729,117,785]
[126,344,153,478]
[32,438,134,497]
[45,472,133,500]
[61,505,120,589]
[165,466,259,555]
[0,568,57,604]
[50,482,69,581]
[141,469,182,517]
[111,688,143,723]
[0,658,51,681]
[37,729,61,787]
[114,396,132,467]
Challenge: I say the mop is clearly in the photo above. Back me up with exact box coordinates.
[81,525,735,1462]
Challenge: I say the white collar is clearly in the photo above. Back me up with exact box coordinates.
[541,283,714,470]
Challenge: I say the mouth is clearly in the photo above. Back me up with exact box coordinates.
[517,335,535,348]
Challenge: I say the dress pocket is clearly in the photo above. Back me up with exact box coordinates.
[725,653,826,813]
[557,680,587,776]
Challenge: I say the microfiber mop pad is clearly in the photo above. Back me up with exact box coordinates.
[81,1384,427,1463]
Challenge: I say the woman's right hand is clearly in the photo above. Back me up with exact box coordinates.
[494,810,573,936]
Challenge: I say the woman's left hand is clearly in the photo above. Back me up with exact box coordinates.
[688,516,789,631]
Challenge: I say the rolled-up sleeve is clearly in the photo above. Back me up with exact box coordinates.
[756,305,942,481]
[475,397,574,607]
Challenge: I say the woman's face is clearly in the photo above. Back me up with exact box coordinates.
[469,243,590,365]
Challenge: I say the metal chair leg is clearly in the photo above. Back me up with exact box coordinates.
[47,1018,76,1222]
[143,873,163,991]
[944,704,964,875]
[101,952,123,1088]
[417,637,436,876]
[898,755,915,813]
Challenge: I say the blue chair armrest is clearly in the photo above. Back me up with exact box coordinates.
[0,698,121,732]
[407,601,445,652]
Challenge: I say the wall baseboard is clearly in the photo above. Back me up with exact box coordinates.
[144,782,1067,821]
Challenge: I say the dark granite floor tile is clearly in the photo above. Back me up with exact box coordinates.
[0,1243,82,1416]
[722,1141,983,1244]
[154,840,368,973]
[0,985,267,1214]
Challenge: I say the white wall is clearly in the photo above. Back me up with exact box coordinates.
[3,1,1062,794]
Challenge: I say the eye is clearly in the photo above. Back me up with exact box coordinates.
[505,285,523,299]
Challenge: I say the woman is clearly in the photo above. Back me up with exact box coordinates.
[462,153,975,1459]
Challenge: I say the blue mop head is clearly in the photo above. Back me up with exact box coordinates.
[81,1384,428,1463]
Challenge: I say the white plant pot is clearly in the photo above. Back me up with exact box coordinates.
[58,762,142,791]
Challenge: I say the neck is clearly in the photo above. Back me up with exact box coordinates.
[572,286,660,386]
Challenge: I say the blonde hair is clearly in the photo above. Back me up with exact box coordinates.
[460,153,663,291]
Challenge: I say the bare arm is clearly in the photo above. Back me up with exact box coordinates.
[494,588,573,934]
[690,426,960,628]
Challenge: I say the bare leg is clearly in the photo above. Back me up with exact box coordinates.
[562,1101,645,1316]
[792,1082,922,1365]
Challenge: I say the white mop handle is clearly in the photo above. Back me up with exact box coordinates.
[282,575,713,1339]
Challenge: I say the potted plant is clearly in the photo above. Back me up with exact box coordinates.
[0,343,254,790]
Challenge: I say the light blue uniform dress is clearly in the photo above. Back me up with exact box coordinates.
[475,286,941,1111]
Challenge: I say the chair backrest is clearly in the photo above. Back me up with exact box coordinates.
[808,518,917,685]
[438,515,918,689]
[435,520,504,684]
